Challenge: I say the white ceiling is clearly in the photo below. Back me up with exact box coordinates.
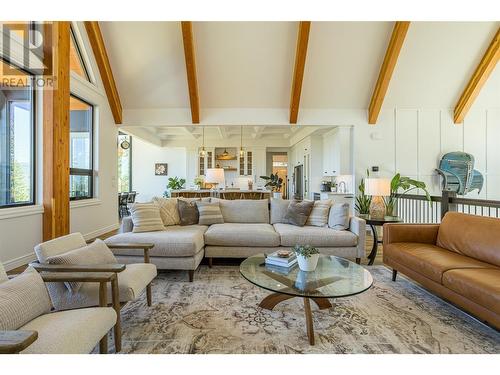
[100,21,500,118]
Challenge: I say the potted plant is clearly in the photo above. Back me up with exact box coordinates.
[194,176,204,190]
[293,245,320,272]
[259,173,283,199]
[384,173,431,216]
[355,169,372,215]
[163,176,186,197]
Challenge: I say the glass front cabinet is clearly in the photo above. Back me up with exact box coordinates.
[239,149,253,177]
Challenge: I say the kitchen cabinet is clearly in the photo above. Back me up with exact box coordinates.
[239,149,253,176]
[322,127,352,176]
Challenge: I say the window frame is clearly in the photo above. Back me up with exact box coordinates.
[69,94,94,201]
[69,25,91,82]
[0,57,36,209]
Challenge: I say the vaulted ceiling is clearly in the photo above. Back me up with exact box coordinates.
[99,21,500,127]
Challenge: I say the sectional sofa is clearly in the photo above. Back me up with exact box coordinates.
[105,198,366,281]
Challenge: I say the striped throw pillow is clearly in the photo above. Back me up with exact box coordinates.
[196,201,224,225]
[130,203,165,233]
[47,239,117,293]
[0,267,52,330]
[152,197,180,226]
[306,199,332,227]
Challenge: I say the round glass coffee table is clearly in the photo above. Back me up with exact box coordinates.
[240,255,373,345]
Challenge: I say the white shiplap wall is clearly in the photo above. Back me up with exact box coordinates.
[355,108,500,201]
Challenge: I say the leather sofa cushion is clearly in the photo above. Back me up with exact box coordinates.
[204,223,280,247]
[105,225,208,257]
[384,242,493,283]
[219,199,270,223]
[273,223,357,247]
[442,268,500,314]
[437,212,500,267]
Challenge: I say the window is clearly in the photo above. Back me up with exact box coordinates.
[70,95,93,200]
[0,59,35,208]
[69,27,91,82]
[117,132,132,193]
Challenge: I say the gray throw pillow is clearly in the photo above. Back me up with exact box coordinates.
[196,201,224,225]
[0,267,52,330]
[178,199,199,226]
[270,198,290,224]
[284,200,314,227]
[328,203,350,230]
[47,239,117,293]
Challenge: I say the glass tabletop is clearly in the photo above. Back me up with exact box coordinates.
[357,214,402,225]
[240,255,373,298]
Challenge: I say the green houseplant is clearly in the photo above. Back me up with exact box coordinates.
[293,245,320,271]
[163,176,186,197]
[355,169,372,215]
[260,173,284,198]
[384,173,431,216]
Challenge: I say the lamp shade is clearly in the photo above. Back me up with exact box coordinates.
[205,168,225,186]
[364,178,391,196]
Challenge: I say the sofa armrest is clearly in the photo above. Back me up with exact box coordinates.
[120,216,134,233]
[349,216,366,259]
[383,223,440,246]
[0,330,38,354]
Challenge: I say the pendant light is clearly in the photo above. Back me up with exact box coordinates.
[199,127,206,157]
[239,125,245,157]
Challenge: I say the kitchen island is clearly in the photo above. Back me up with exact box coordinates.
[171,189,272,200]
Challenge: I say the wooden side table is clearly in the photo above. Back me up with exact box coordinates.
[357,214,402,265]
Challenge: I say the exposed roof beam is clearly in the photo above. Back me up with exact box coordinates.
[181,21,200,124]
[454,27,500,124]
[368,21,410,125]
[84,21,123,124]
[217,126,228,139]
[289,21,311,124]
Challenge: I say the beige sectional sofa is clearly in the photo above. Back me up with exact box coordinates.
[105,198,366,281]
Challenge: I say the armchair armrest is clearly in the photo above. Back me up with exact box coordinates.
[39,271,117,283]
[0,330,38,354]
[30,262,126,273]
[105,243,154,263]
[383,223,440,246]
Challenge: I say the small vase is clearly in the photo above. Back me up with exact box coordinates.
[273,192,282,199]
[296,253,320,272]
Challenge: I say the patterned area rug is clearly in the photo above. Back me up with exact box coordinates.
[116,265,499,354]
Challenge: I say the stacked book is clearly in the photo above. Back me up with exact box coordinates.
[265,250,297,269]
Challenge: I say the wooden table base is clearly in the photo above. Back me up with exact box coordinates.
[258,292,333,345]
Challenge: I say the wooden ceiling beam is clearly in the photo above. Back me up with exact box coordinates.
[289,21,311,124]
[181,21,200,124]
[368,21,410,124]
[454,27,500,124]
[84,21,123,124]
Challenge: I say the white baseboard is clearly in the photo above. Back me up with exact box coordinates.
[4,252,37,271]
[3,223,120,271]
[82,222,120,241]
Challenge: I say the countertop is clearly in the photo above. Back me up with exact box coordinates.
[314,191,355,196]
[171,189,271,193]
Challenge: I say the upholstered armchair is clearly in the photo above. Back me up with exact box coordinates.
[31,232,157,352]
[0,262,117,354]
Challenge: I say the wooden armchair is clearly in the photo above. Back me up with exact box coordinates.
[0,264,118,354]
[31,233,157,353]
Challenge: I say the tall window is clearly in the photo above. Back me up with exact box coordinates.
[117,132,132,193]
[69,27,91,82]
[70,95,93,200]
[0,59,35,208]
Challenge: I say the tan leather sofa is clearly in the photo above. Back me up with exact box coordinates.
[383,212,500,330]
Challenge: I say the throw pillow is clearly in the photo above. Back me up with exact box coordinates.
[0,267,52,330]
[152,197,180,226]
[46,239,117,293]
[196,201,224,225]
[270,198,290,224]
[328,203,350,230]
[284,200,314,227]
[130,202,165,233]
[178,199,199,226]
[306,199,332,227]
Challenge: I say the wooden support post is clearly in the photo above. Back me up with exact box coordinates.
[42,21,71,241]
